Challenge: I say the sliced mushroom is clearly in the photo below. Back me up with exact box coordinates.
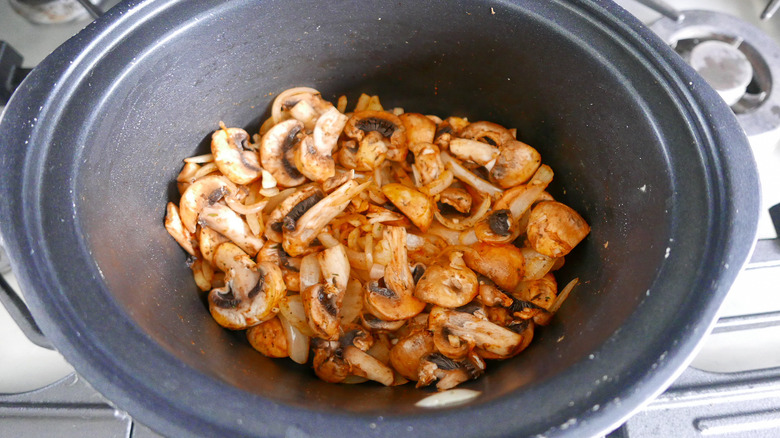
[526,201,590,257]
[198,204,265,257]
[198,225,229,265]
[389,329,435,381]
[459,121,515,147]
[448,138,500,167]
[247,316,289,358]
[260,119,307,187]
[490,140,542,188]
[364,226,426,321]
[343,345,394,386]
[475,320,535,360]
[414,251,479,308]
[512,273,558,312]
[478,279,514,308]
[282,179,371,257]
[211,126,263,185]
[361,312,406,332]
[399,112,436,145]
[416,351,485,391]
[264,184,323,243]
[302,283,343,340]
[409,143,443,186]
[438,187,472,214]
[432,326,472,361]
[381,183,434,232]
[344,110,407,162]
[294,107,348,181]
[355,130,389,171]
[164,202,197,256]
[178,174,237,233]
[312,339,351,383]
[208,244,285,330]
[428,306,525,359]
[271,87,332,125]
[462,242,525,292]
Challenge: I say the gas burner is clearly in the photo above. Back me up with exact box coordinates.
[651,10,780,142]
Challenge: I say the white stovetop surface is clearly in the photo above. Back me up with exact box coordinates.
[1,0,780,396]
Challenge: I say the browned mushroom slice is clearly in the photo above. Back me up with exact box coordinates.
[399,112,436,145]
[409,142,444,186]
[294,107,348,182]
[527,201,590,257]
[381,183,434,232]
[344,110,407,162]
[490,140,542,188]
[198,226,229,265]
[164,202,197,256]
[361,312,406,332]
[260,119,307,187]
[414,251,478,308]
[264,184,323,243]
[312,339,351,383]
[512,273,558,312]
[208,244,286,330]
[198,203,264,257]
[364,226,426,321]
[459,121,515,147]
[428,306,525,359]
[475,320,535,360]
[416,352,485,391]
[389,329,435,381]
[342,345,394,386]
[178,174,237,233]
[271,87,333,125]
[283,179,371,257]
[448,138,499,167]
[438,187,472,214]
[302,283,343,340]
[462,242,525,292]
[247,316,289,358]
[211,126,263,185]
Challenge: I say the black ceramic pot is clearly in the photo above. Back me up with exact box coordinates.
[0,0,759,437]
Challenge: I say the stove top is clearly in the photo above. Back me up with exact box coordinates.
[1,1,780,437]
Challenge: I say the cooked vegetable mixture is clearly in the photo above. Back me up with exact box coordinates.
[165,87,590,390]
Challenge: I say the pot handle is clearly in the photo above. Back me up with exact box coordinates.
[0,41,31,106]
[0,273,54,350]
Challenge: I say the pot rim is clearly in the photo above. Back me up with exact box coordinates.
[0,0,760,437]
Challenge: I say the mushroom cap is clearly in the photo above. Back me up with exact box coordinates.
[389,329,435,381]
[381,183,434,232]
[179,174,237,233]
[399,112,436,145]
[364,280,427,322]
[211,127,263,185]
[302,283,343,340]
[260,119,307,188]
[462,242,525,292]
[526,201,591,257]
[459,121,515,147]
[344,110,407,162]
[490,140,542,188]
[414,252,479,308]
[247,316,289,358]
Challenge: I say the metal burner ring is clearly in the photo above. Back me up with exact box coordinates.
[651,10,780,142]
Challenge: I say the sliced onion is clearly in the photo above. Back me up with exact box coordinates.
[299,254,321,291]
[183,153,214,164]
[507,164,553,219]
[458,229,479,246]
[549,278,579,314]
[345,247,372,270]
[367,338,391,365]
[263,187,296,214]
[425,223,461,246]
[419,169,454,196]
[177,162,202,183]
[340,279,364,325]
[440,151,502,197]
[406,233,425,250]
[225,196,269,216]
[278,294,317,337]
[316,232,340,248]
[192,162,219,180]
[278,313,310,364]
[521,247,557,281]
[369,263,386,280]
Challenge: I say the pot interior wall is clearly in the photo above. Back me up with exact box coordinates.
[40,0,709,421]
